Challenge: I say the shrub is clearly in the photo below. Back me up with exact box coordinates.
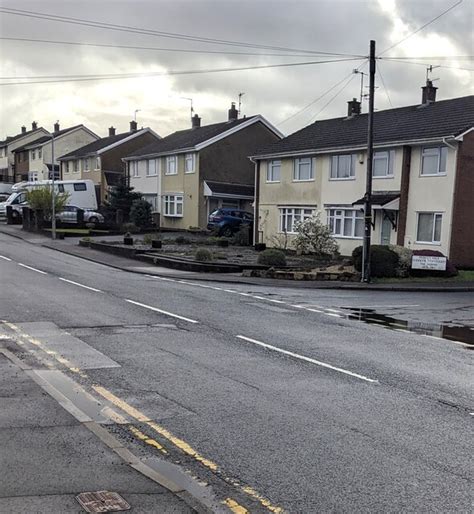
[257,249,287,267]
[122,222,140,234]
[232,225,250,246]
[389,245,413,277]
[411,249,457,277]
[195,248,213,262]
[130,199,152,229]
[104,179,142,221]
[175,235,191,244]
[143,233,161,245]
[294,213,339,257]
[352,245,399,278]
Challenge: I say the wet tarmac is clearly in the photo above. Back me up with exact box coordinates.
[343,308,474,349]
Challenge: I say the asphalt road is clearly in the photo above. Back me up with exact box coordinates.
[0,232,473,513]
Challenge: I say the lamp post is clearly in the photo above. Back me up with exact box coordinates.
[51,133,56,240]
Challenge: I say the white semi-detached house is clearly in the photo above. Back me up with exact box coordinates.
[251,83,474,268]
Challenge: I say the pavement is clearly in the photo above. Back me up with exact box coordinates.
[1,230,473,513]
[1,223,473,291]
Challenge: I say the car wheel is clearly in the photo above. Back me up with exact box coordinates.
[221,226,233,237]
[88,216,99,223]
[11,210,19,219]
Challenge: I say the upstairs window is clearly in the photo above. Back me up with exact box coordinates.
[131,161,139,178]
[421,146,447,175]
[83,158,90,171]
[373,150,395,177]
[73,160,79,172]
[147,159,158,176]
[293,158,313,181]
[185,153,195,173]
[417,212,442,243]
[266,160,281,182]
[166,155,177,175]
[330,154,356,179]
[38,148,42,159]
[31,149,36,160]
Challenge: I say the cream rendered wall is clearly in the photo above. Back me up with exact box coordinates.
[403,145,457,256]
[258,157,320,246]
[129,158,161,211]
[161,153,200,229]
[31,129,98,180]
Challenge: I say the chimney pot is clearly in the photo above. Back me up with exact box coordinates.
[130,120,138,132]
[21,126,27,134]
[109,126,116,137]
[32,121,38,130]
[54,121,60,132]
[421,79,437,104]
[191,114,201,129]
[347,98,361,117]
[228,102,238,121]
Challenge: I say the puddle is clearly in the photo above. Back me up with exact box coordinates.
[342,308,474,348]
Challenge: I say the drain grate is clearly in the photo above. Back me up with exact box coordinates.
[76,491,131,512]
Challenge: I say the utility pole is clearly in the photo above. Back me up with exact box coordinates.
[362,40,376,283]
[51,132,56,240]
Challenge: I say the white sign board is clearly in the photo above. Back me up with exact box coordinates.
[411,255,447,271]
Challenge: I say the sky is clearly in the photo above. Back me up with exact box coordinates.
[0,0,472,140]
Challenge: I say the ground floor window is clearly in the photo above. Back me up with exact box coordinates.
[28,172,39,181]
[416,212,442,243]
[279,207,315,233]
[327,208,364,238]
[142,194,159,212]
[163,194,183,217]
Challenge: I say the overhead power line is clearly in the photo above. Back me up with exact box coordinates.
[0,7,363,58]
[0,57,362,86]
[277,61,367,125]
[0,36,354,58]
[310,72,358,122]
[382,58,473,72]
[377,62,393,108]
[383,55,474,61]
[379,0,464,56]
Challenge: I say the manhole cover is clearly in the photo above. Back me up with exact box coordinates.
[76,491,131,512]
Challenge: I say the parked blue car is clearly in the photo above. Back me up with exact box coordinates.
[207,208,254,237]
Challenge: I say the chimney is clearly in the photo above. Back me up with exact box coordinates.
[32,121,38,130]
[21,126,27,134]
[129,120,138,132]
[109,126,116,136]
[54,121,60,132]
[228,102,238,121]
[191,113,201,129]
[421,79,437,104]
[347,98,361,117]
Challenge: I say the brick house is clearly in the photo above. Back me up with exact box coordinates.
[58,122,160,204]
[251,85,474,268]
[124,103,282,230]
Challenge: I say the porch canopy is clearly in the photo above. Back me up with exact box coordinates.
[203,180,254,201]
[352,191,400,210]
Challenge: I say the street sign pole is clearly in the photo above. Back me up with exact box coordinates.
[51,134,56,240]
[362,40,376,283]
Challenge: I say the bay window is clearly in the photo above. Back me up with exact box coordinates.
[279,207,315,233]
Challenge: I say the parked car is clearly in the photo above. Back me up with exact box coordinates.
[207,208,253,237]
[56,205,104,224]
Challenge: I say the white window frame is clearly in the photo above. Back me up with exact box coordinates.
[266,160,281,183]
[416,212,443,244]
[38,148,42,159]
[166,155,177,175]
[330,154,356,180]
[373,150,395,178]
[146,159,158,177]
[163,194,183,217]
[293,157,314,182]
[142,194,159,212]
[420,146,447,176]
[184,153,195,174]
[31,149,36,160]
[95,157,100,170]
[73,160,79,173]
[83,158,90,172]
[29,171,38,181]
[327,208,364,239]
[279,207,315,234]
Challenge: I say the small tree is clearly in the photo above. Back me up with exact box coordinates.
[104,179,141,221]
[26,187,70,220]
[130,199,152,229]
[293,213,339,257]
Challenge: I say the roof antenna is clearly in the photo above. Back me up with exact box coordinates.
[181,97,194,121]
[352,69,367,104]
[426,65,440,83]
[134,109,141,122]
[238,92,245,116]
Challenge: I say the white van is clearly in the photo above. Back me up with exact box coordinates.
[0,179,98,219]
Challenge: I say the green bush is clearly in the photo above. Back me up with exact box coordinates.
[257,249,287,267]
[175,235,191,244]
[232,225,250,246]
[143,233,161,245]
[26,187,70,220]
[195,248,213,262]
[352,245,399,278]
[389,245,413,277]
[130,199,152,229]
[121,222,140,234]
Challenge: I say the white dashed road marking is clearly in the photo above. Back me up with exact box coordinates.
[58,277,103,293]
[0,255,12,261]
[18,263,47,275]
[125,299,198,324]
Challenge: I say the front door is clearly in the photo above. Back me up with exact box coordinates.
[381,214,392,245]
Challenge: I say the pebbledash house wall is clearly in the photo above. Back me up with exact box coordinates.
[258,147,404,255]
[450,131,474,268]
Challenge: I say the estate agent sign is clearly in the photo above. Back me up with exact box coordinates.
[411,255,447,271]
